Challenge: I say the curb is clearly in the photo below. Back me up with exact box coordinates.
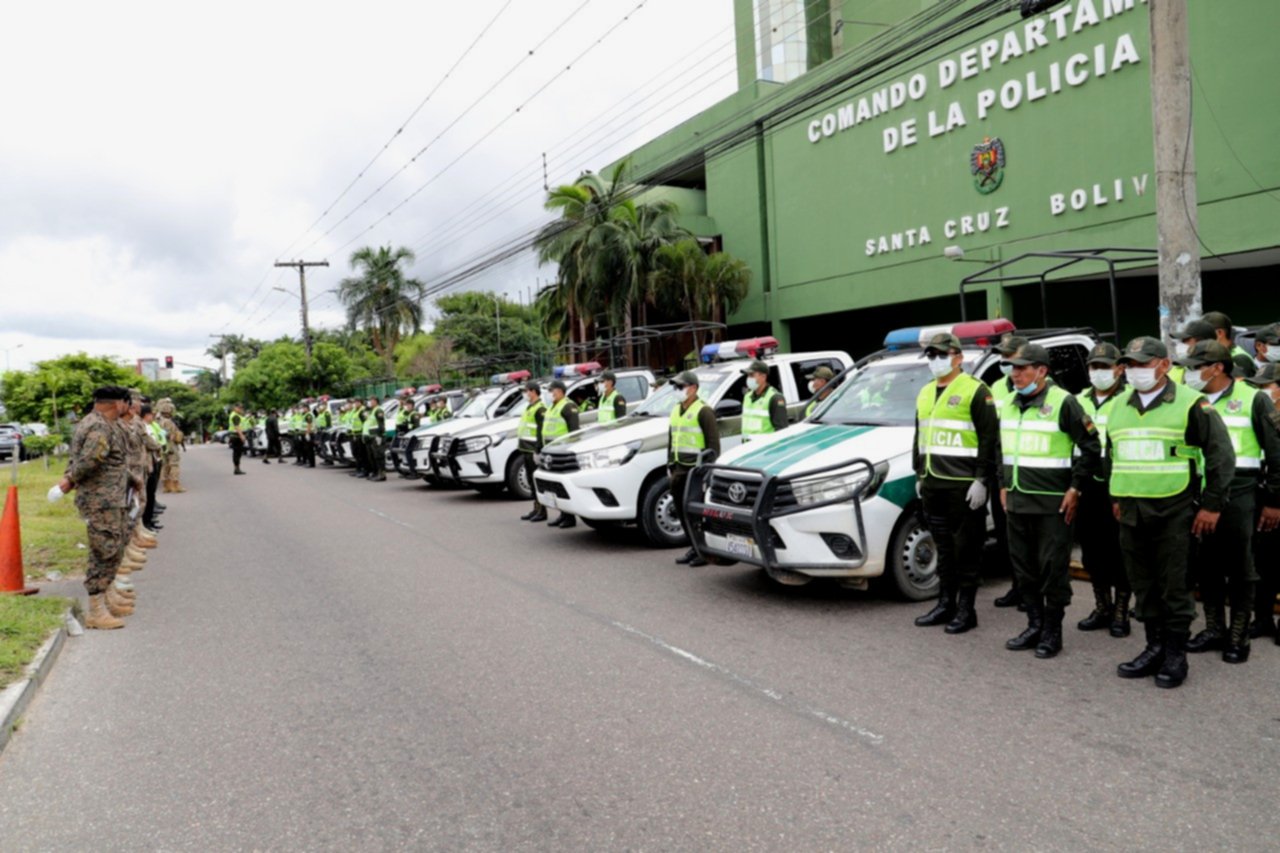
[0,610,73,756]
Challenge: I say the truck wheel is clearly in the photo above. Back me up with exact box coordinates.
[505,454,532,501]
[639,477,688,548]
[885,510,939,601]
[280,437,294,458]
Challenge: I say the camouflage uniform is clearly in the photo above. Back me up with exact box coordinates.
[159,405,183,485]
[66,412,130,594]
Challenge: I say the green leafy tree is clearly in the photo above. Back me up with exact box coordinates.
[433,292,549,372]
[338,245,428,375]
[650,239,752,351]
[226,340,370,409]
[0,353,136,425]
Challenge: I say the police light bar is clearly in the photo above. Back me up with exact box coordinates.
[552,361,604,378]
[882,319,1017,350]
[420,384,443,394]
[319,395,331,402]
[490,370,532,385]
[397,387,417,396]
[699,336,781,363]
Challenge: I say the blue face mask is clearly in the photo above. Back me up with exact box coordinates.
[1016,380,1040,397]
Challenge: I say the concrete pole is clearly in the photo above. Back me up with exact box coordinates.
[1148,0,1202,345]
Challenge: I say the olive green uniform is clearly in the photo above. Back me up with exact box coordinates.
[668,401,721,518]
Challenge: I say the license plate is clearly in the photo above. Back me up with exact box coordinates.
[541,491,558,510]
[726,533,755,558]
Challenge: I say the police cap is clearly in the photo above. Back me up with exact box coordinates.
[741,360,769,375]
[923,332,962,354]
[600,370,616,383]
[807,366,835,380]
[1086,342,1121,365]
[1004,343,1051,367]
[1176,319,1215,342]
[1176,340,1232,369]
[994,334,1029,356]
[1244,363,1280,388]
[1255,323,1280,346]
[524,380,540,393]
[671,370,699,388]
[548,379,567,392]
[1118,336,1168,363]
[1202,311,1233,332]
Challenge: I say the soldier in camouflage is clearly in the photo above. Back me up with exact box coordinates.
[158,399,186,492]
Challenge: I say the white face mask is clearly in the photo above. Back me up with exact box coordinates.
[1174,342,1191,359]
[807,380,818,394]
[1265,348,1280,364]
[746,376,760,392]
[1089,369,1118,392]
[1125,367,1159,392]
[1183,369,1210,392]
[999,363,1014,377]
[926,355,954,379]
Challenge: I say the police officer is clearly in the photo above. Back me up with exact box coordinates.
[669,371,720,566]
[805,366,836,417]
[1202,311,1249,360]
[229,403,248,475]
[990,334,1029,609]
[349,399,368,476]
[912,332,1000,634]
[1109,336,1235,688]
[1245,362,1280,641]
[1253,323,1280,370]
[518,381,548,523]
[596,371,627,424]
[999,344,1102,658]
[315,402,333,464]
[363,396,387,482]
[1075,342,1133,637]
[301,405,316,468]
[1178,342,1280,662]
[543,379,580,528]
[1170,319,1216,385]
[741,360,787,442]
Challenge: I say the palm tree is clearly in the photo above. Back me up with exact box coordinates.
[337,245,428,375]
[651,239,751,352]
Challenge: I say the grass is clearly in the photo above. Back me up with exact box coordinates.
[0,595,69,689]
[1,458,87,581]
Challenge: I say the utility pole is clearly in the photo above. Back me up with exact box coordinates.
[207,334,228,394]
[274,260,329,377]
[1149,0,1202,344]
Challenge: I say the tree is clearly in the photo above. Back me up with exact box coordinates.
[206,334,266,375]
[650,239,751,351]
[226,340,369,409]
[0,353,136,425]
[433,292,550,373]
[337,245,428,375]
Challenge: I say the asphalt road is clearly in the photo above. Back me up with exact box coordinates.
[1,446,1277,851]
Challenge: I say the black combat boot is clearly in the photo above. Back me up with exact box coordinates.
[1249,615,1276,639]
[1005,602,1043,651]
[1186,603,1225,653]
[520,508,540,521]
[914,587,956,627]
[1110,589,1132,638]
[1155,630,1189,688]
[1117,621,1165,679]
[993,581,1020,608]
[1222,606,1252,664]
[945,588,978,634]
[1077,583,1113,631]
[1035,608,1065,659]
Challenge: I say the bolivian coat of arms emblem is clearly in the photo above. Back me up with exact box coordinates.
[971,136,1006,195]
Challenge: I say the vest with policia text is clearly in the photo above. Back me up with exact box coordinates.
[597,390,621,424]
[1076,388,1122,482]
[670,398,708,466]
[518,400,546,451]
[1108,382,1204,499]
[1212,381,1263,472]
[999,384,1074,496]
[542,398,571,442]
[915,372,983,482]
[741,386,780,440]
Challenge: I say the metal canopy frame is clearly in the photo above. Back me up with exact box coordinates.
[959,248,1158,341]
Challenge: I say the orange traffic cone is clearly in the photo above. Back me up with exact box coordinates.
[1,485,38,596]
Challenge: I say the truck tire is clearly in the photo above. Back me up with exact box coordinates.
[505,453,532,501]
[639,476,688,548]
[280,437,295,458]
[883,508,940,601]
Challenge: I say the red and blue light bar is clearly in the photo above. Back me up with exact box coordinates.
[490,370,532,385]
[552,361,603,378]
[420,384,443,394]
[699,336,780,363]
[882,319,1015,350]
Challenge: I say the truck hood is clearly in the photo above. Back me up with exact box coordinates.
[716,423,913,477]
[541,416,665,454]
[447,415,522,440]
[405,417,485,439]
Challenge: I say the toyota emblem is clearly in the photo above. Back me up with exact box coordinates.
[726,481,748,504]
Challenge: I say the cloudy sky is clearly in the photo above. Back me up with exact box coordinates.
[0,0,737,376]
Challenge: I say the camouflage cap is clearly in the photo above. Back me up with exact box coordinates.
[1202,311,1233,332]
[741,360,769,375]
[923,332,962,354]
[1003,343,1051,367]
[1118,336,1168,363]
[1176,319,1216,342]
[671,370,700,387]
[994,334,1030,356]
[1244,363,1280,388]
[1176,340,1232,368]
[1255,323,1280,345]
[807,366,836,380]
[1085,342,1122,365]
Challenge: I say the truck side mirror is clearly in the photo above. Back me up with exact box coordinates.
[714,399,742,418]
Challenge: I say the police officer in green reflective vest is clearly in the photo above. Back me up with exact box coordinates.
[1074,342,1133,637]
[805,366,836,417]
[349,400,368,476]
[1109,336,1234,689]
[998,343,1102,659]
[301,405,316,468]
[596,370,627,424]
[362,396,387,482]
[1244,361,1280,641]
[1177,342,1280,663]
[1170,318,1216,386]
[315,402,332,465]
[396,393,420,436]
[740,360,787,442]
[518,381,548,523]
[912,332,1000,634]
[669,371,720,566]
[990,334,1029,610]
[543,380,580,528]
[1202,311,1250,361]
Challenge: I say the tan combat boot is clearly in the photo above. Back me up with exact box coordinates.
[136,526,157,541]
[105,587,134,617]
[125,544,148,563]
[112,580,136,600]
[85,594,125,630]
[132,532,157,550]
[170,478,187,494]
[161,480,173,494]
[142,525,160,537]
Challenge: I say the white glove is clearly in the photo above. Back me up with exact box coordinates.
[965,480,988,511]
[47,484,66,503]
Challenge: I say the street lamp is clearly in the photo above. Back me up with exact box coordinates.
[2,343,23,372]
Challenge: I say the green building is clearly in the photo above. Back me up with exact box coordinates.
[615,0,1280,349]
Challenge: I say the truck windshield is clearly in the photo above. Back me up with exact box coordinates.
[455,390,501,418]
[633,370,736,417]
[815,361,943,427]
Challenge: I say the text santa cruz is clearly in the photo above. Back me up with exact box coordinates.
[865,206,1010,257]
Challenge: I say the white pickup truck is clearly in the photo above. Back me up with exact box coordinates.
[404,372,532,483]
[439,364,657,499]
[681,321,1099,598]
[534,339,853,547]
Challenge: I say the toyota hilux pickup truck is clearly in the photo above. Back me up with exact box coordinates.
[534,338,853,547]
[405,372,533,484]
[681,320,1099,597]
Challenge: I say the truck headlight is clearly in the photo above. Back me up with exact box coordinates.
[462,435,492,453]
[576,440,641,470]
[789,462,888,507]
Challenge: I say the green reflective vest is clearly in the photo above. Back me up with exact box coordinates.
[1108,382,1203,499]
[670,398,708,466]
[148,421,167,448]
[1212,381,1262,472]
[991,375,1016,415]
[362,408,380,437]
[518,400,545,451]
[597,391,621,425]
[915,372,983,482]
[542,399,571,443]
[230,412,245,431]
[741,386,780,440]
[317,410,331,429]
[1076,387,1122,482]
[1000,385,1074,496]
